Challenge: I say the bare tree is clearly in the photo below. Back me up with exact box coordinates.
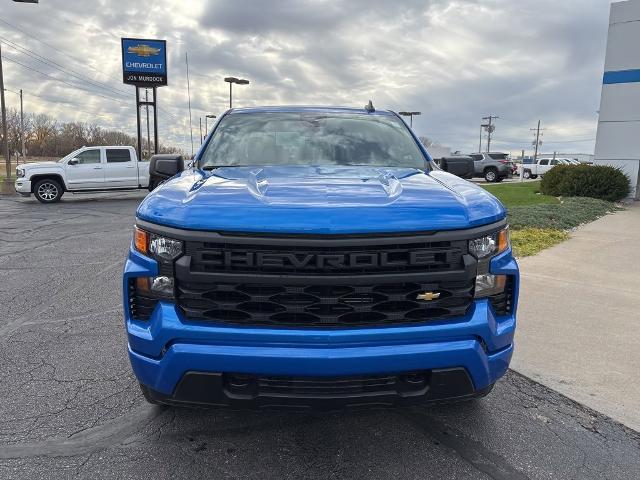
[12,110,184,158]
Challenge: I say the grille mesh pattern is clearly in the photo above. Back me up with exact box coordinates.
[177,280,474,326]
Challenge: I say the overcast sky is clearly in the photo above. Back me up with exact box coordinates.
[1,0,612,155]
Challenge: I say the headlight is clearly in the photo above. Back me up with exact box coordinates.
[16,168,25,178]
[133,226,183,262]
[468,226,510,259]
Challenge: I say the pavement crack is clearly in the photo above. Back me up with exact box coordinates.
[400,409,531,480]
[0,405,165,460]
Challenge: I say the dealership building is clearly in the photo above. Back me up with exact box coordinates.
[594,0,640,198]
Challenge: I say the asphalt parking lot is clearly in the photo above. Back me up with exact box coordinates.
[0,192,639,479]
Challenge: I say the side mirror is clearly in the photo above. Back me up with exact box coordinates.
[68,158,79,166]
[438,156,474,179]
[149,154,185,183]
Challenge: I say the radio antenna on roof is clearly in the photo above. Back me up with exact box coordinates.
[364,100,375,113]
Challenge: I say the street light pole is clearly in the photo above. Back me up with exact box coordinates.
[224,77,250,109]
[0,42,10,179]
[205,114,216,134]
[398,111,421,128]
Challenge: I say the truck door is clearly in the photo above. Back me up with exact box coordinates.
[104,148,137,187]
[65,148,104,189]
[538,159,549,174]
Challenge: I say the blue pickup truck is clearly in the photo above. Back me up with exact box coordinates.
[123,105,518,409]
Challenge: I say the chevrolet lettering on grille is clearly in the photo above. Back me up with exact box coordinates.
[203,250,446,270]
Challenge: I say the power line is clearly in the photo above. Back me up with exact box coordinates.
[0,20,183,123]
[1,54,132,105]
[0,34,132,100]
[0,15,127,87]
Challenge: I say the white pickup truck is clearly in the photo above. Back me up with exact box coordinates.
[14,146,150,203]
[518,157,566,179]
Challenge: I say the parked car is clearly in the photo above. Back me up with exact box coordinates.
[518,157,563,179]
[434,155,474,179]
[124,106,518,409]
[467,152,513,182]
[14,146,150,203]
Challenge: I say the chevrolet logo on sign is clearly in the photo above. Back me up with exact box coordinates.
[127,44,161,57]
[416,292,440,301]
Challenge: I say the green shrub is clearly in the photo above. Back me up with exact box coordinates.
[540,165,630,201]
[507,197,619,230]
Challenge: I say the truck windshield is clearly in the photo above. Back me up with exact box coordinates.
[199,112,426,169]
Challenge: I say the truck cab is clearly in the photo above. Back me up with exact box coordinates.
[123,106,518,409]
[15,146,149,203]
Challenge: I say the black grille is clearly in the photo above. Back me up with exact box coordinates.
[177,279,474,327]
[185,240,463,275]
[158,228,490,328]
[128,279,159,321]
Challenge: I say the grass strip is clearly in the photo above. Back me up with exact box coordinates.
[510,228,570,257]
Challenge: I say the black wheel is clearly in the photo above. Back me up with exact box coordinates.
[139,382,166,406]
[484,168,498,182]
[523,169,531,179]
[33,178,64,203]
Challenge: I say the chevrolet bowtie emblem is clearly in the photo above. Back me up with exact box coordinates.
[416,292,440,301]
[128,44,161,57]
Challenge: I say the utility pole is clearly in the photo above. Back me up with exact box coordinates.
[0,42,10,179]
[481,115,499,153]
[145,89,151,160]
[478,124,482,152]
[530,120,544,162]
[19,89,24,162]
[199,117,203,145]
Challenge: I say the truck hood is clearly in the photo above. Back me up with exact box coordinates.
[19,161,61,169]
[137,166,505,234]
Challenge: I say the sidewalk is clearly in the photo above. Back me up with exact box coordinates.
[512,203,640,431]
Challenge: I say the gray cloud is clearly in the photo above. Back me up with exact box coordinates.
[1,0,610,154]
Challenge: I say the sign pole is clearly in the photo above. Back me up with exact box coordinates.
[153,87,158,155]
[135,86,142,162]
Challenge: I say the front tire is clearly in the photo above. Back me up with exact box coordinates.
[33,178,64,203]
[484,168,498,182]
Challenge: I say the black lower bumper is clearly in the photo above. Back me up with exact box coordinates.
[144,368,494,410]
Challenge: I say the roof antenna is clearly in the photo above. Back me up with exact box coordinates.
[364,100,375,113]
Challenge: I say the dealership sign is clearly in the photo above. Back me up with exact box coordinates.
[121,38,167,87]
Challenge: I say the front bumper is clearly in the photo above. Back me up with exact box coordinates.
[14,179,31,195]
[123,247,518,408]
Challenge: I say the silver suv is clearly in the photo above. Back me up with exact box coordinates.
[468,152,513,182]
